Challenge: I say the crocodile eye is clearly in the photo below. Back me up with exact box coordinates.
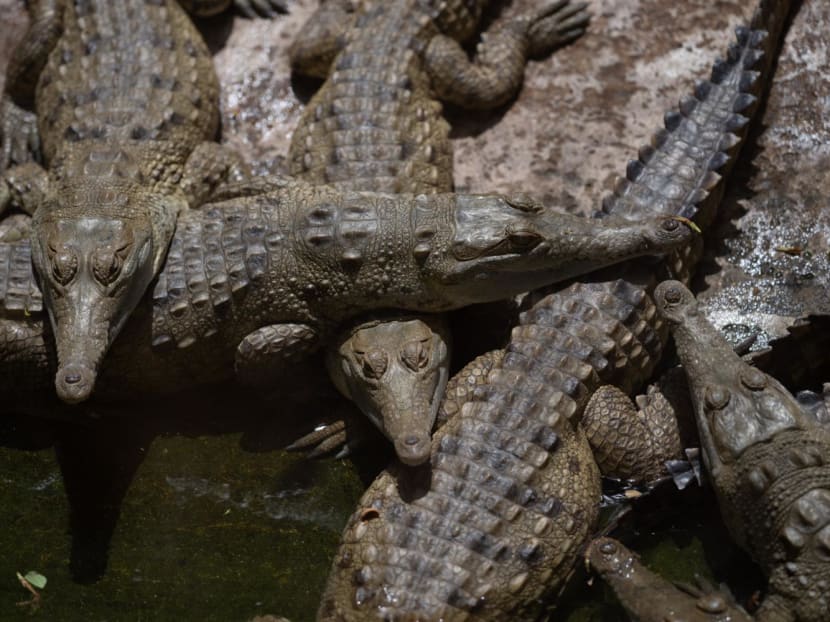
[51,251,78,285]
[91,248,124,285]
[358,349,388,379]
[507,228,542,250]
[401,339,430,372]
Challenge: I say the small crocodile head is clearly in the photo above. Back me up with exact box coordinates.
[587,537,753,622]
[654,280,809,468]
[428,194,694,304]
[327,315,450,466]
[31,182,178,404]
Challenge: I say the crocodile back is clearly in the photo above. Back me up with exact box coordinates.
[37,0,219,182]
[727,428,830,622]
[288,0,475,194]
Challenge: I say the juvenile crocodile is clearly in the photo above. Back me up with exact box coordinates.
[288,0,590,465]
[652,280,830,622]
[0,178,692,404]
[586,536,754,622]
[0,0,286,405]
[318,1,792,618]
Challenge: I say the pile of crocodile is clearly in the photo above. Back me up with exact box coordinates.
[0,0,828,620]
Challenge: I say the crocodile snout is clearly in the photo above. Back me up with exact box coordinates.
[55,364,96,404]
[394,432,431,466]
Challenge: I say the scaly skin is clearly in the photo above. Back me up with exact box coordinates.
[288,0,590,193]
[586,537,753,622]
[326,315,451,466]
[290,0,590,464]
[0,0,257,404]
[0,179,692,404]
[318,2,791,618]
[655,280,830,622]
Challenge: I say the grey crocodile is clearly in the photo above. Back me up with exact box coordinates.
[0,0,299,404]
[317,1,790,618]
[586,536,753,622]
[288,0,590,465]
[0,178,693,407]
[651,280,830,622]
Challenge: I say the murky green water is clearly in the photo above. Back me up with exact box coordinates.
[0,395,377,622]
[1,403,763,622]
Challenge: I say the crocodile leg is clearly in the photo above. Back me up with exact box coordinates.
[288,0,356,78]
[4,0,63,109]
[1,0,61,169]
[425,0,590,109]
[586,537,753,622]
[234,323,320,387]
[180,142,252,208]
[0,214,32,243]
[0,97,40,171]
[0,162,48,216]
[582,369,695,484]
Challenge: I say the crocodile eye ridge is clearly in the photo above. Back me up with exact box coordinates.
[92,248,124,285]
[52,250,79,285]
[401,339,430,371]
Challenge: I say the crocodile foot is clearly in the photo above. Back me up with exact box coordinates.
[524,0,592,58]
[0,95,39,171]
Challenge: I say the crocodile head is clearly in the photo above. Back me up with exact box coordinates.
[654,280,811,470]
[327,315,450,466]
[587,537,753,622]
[427,194,695,305]
[31,185,179,404]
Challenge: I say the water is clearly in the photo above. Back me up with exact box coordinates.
[1,402,765,621]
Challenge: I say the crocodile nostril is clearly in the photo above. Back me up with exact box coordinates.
[64,373,82,385]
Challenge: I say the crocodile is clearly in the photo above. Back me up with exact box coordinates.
[0,178,693,405]
[317,1,792,619]
[288,0,590,465]
[651,280,830,622]
[586,536,754,622]
[0,0,291,405]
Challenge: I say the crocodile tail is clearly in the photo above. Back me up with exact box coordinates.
[599,0,790,227]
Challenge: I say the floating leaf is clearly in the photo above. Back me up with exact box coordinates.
[23,571,47,590]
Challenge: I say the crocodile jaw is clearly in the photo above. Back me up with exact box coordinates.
[32,216,155,404]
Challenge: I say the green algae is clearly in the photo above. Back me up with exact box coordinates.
[1,407,763,622]
[0,408,370,622]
